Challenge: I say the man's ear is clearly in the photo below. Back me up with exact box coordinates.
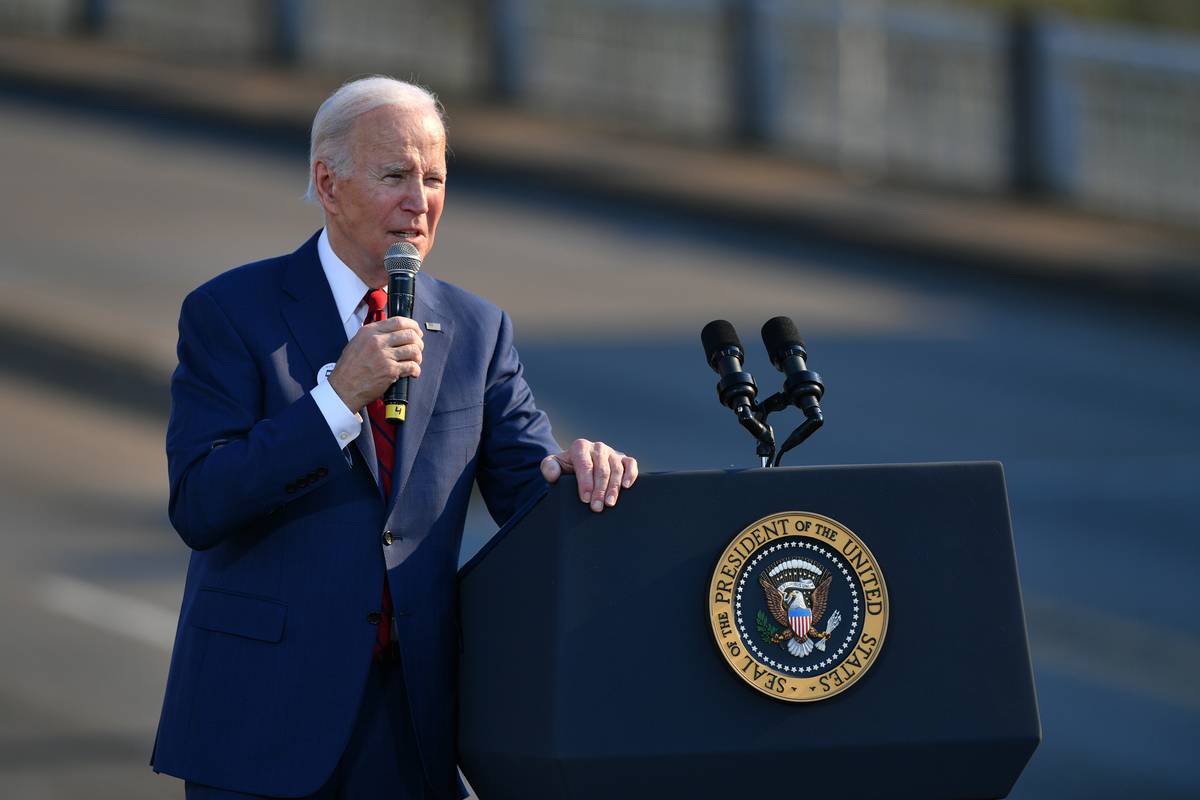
[313,161,339,216]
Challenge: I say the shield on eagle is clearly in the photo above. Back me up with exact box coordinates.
[788,606,812,638]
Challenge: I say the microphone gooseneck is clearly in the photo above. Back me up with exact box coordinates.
[383,242,422,423]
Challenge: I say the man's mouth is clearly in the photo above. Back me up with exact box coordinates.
[390,230,421,240]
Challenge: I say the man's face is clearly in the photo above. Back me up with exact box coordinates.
[318,104,447,285]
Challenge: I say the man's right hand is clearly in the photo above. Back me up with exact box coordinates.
[328,316,424,411]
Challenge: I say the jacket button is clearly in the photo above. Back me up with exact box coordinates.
[366,611,382,625]
[382,530,394,546]
[317,466,328,477]
[285,483,297,493]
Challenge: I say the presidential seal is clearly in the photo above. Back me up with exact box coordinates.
[708,512,888,702]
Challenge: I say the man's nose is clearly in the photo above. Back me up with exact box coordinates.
[399,177,429,214]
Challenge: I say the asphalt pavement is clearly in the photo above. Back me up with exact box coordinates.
[1,92,1198,798]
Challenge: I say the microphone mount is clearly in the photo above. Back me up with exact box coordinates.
[719,386,822,469]
[737,389,814,469]
[701,317,828,468]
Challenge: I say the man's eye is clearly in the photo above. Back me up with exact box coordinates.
[425,176,445,187]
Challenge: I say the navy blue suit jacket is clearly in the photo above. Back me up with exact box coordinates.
[151,232,558,797]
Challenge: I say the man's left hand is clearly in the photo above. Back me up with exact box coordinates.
[541,439,639,513]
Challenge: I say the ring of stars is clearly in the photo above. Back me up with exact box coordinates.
[733,538,861,675]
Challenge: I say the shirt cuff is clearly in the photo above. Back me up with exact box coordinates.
[311,381,361,449]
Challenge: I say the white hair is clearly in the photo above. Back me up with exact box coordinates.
[304,75,444,204]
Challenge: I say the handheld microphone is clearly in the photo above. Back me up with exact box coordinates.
[760,316,824,421]
[701,320,758,414]
[383,242,421,423]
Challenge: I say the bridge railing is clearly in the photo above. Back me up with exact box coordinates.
[1,0,1196,226]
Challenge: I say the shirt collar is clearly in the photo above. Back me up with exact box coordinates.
[317,228,372,328]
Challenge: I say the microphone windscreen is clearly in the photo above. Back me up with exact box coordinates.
[701,320,742,364]
[761,316,805,359]
[384,241,422,274]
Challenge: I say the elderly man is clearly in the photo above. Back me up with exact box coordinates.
[151,76,637,799]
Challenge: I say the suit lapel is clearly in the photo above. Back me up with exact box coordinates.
[280,233,384,495]
[390,273,454,508]
[281,233,350,380]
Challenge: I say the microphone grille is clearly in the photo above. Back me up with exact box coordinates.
[384,241,421,274]
[701,319,742,364]
[761,316,805,356]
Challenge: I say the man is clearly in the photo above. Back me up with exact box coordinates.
[151,76,637,799]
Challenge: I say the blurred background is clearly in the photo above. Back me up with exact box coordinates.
[0,0,1197,797]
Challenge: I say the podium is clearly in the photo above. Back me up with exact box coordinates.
[458,463,1040,799]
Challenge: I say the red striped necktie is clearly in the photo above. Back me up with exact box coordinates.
[363,288,395,658]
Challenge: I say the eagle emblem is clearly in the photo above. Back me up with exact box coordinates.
[759,558,843,658]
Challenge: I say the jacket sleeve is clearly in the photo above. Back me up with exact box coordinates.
[475,310,560,525]
[166,288,350,550]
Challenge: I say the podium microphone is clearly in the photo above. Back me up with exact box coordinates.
[701,320,773,464]
[701,320,757,415]
[760,316,824,421]
[761,316,824,464]
[383,241,421,423]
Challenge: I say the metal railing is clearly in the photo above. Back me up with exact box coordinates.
[1,0,1196,226]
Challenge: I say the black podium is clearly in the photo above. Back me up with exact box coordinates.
[458,463,1040,799]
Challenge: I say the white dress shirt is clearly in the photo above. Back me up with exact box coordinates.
[309,228,373,450]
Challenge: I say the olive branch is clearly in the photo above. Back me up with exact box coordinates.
[756,610,782,646]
